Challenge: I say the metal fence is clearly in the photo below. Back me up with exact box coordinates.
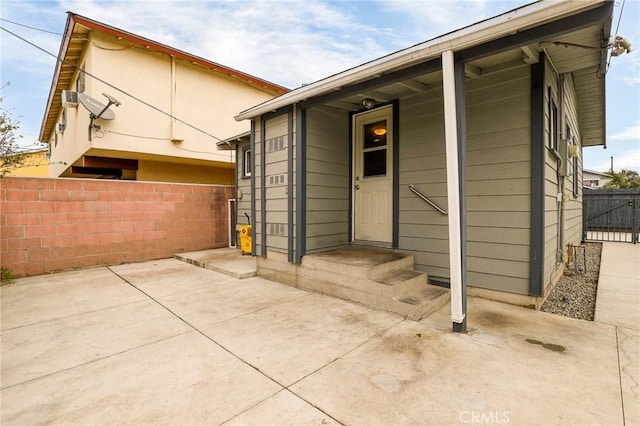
[583,189,640,244]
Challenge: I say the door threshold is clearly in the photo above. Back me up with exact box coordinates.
[351,240,393,249]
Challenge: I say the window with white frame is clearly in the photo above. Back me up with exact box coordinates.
[242,147,251,177]
[548,87,559,153]
[573,138,580,197]
[76,63,85,93]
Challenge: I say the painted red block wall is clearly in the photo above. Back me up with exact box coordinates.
[1,177,234,278]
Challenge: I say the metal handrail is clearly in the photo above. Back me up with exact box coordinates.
[408,184,448,215]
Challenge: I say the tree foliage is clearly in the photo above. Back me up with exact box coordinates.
[1,83,27,177]
[603,168,640,189]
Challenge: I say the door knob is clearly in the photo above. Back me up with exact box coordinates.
[355,185,360,190]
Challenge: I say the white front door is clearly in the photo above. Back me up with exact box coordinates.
[353,105,393,244]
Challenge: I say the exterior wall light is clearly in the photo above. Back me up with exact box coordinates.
[362,98,376,109]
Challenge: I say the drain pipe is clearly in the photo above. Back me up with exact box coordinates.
[557,73,566,264]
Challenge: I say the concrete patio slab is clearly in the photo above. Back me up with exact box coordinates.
[0,267,147,330]
[598,242,640,279]
[595,276,640,330]
[203,293,403,386]
[618,326,640,426]
[175,248,257,279]
[223,389,340,425]
[594,242,640,330]
[110,258,237,298]
[153,276,307,329]
[2,299,190,388]
[1,332,282,425]
[2,250,637,426]
[291,298,623,425]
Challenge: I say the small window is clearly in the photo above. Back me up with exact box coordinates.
[76,63,85,93]
[362,120,388,178]
[573,139,580,197]
[242,148,251,177]
[548,87,558,152]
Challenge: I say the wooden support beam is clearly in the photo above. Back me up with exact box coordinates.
[521,45,539,64]
[83,156,138,170]
[397,80,430,93]
[465,64,482,79]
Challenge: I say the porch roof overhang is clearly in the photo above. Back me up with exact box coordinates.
[235,0,613,147]
[216,131,250,151]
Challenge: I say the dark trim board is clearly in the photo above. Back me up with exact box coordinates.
[392,99,400,249]
[294,104,307,264]
[529,53,546,296]
[287,110,294,263]
[234,143,239,246]
[348,110,354,243]
[250,120,257,256]
[260,118,266,256]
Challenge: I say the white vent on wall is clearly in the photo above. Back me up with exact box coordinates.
[61,90,78,108]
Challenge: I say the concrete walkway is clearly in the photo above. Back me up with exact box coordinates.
[593,242,640,425]
[1,250,638,425]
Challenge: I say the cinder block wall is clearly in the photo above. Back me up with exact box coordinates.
[1,177,234,278]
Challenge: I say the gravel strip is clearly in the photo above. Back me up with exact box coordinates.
[540,242,602,321]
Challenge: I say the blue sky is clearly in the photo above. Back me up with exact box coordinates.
[1,0,638,172]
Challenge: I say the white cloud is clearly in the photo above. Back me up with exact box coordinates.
[58,0,396,88]
[585,146,640,173]
[609,122,640,140]
[378,0,518,41]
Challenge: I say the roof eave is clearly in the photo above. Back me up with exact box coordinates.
[235,0,609,121]
[38,12,76,142]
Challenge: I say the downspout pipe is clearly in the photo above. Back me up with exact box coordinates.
[558,73,566,263]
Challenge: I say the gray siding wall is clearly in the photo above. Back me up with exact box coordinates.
[465,64,532,294]
[264,114,290,254]
[543,60,584,290]
[399,64,532,294]
[544,58,560,288]
[398,86,449,277]
[562,73,583,247]
[305,106,350,252]
[236,140,251,226]
[254,119,263,254]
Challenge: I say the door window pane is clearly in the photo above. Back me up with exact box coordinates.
[364,120,387,149]
[364,150,386,177]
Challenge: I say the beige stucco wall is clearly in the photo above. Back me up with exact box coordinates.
[5,151,50,177]
[48,30,276,183]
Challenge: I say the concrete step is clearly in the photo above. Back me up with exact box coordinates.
[301,247,414,279]
[298,246,449,320]
[299,266,394,298]
[395,284,451,320]
[370,268,427,300]
[297,274,449,320]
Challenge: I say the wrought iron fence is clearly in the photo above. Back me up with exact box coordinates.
[583,189,640,244]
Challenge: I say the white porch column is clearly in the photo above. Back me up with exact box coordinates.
[442,49,467,332]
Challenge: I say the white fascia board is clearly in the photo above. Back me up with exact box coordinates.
[235,0,604,122]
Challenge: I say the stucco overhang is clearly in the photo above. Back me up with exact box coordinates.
[38,12,289,143]
[235,0,613,147]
